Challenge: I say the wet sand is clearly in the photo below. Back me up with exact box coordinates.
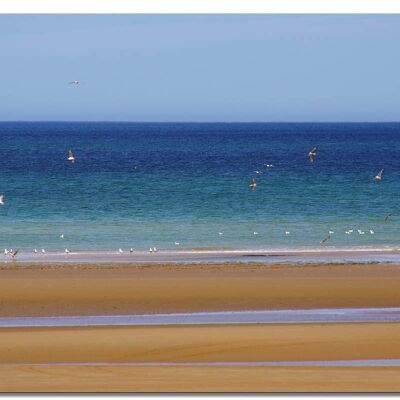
[2,262,400,392]
[1,262,400,316]
[1,322,400,391]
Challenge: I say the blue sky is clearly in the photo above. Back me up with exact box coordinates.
[0,14,399,122]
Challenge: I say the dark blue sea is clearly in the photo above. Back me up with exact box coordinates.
[0,122,399,251]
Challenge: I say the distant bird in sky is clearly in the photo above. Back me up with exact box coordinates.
[384,213,392,223]
[67,149,75,164]
[0,195,5,205]
[250,177,256,191]
[69,80,80,85]
[320,234,331,244]
[374,169,384,182]
[308,146,317,162]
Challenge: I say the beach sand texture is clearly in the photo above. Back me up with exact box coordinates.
[1,262,400,392]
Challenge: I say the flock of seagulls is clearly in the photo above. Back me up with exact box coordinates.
[0,142,393,259]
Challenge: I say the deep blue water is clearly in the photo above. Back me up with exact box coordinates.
[0,122,399,251]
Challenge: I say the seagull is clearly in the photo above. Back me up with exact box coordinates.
[264,164,274,168]
[285,231,290,235]
[130,248,134,253]
[41,249,46,253]
[253,232,258,235]
[345,231,351,235]
[320,234,331,244]
[174,242,180,245]
[250,177,257,191]
[59,234,64,239]
[153,247,158,253]
[308,146,317,162]
[9,249,19,258]
[328,231,334,234]
[65,248,70,254]
[254,170,263,174]
[0,195,4,205]
[149,248,153,253]
[34,249,38,254]
[374,169,384,182]
[67,149,76,164]
[69,80,80,85]
[118,248,123,254]
[385,214,392,223]
[218,232,223,236]
[370,230,375,235]
[4,249,8,255]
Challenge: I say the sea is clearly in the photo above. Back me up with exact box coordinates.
[0,122,399,253]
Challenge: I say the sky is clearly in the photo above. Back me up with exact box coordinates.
[0,14,399,122]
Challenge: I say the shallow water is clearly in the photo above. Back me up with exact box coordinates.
[1,122,399,251]
[1,307,400,327]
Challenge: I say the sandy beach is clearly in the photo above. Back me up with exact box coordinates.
[1,262,400,392]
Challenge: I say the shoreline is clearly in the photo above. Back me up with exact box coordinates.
[3,246,400,265]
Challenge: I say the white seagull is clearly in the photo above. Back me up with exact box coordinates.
[34,249,38,254]
[41,249,46,254]
[67,149,75,164]
[308,146,317,162]
[65,248,70,254]
[285,231,290,235]
[60,234,64,239]
[174,242,180,245]
[0,195,4,205]
[374,169,384,182]
[149,248,153,253]
[118,248,123,254]
[130,248,134,253]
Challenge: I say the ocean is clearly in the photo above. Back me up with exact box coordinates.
[0,122,399,252]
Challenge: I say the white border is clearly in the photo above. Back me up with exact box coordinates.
[1,0,400,14]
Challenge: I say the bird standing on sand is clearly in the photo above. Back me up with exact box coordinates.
[130,248,134,253]
[149,248,153,253]
[65,248,70,254]
[34,249,38,254]
[9,249,19,259]
[308,146,317,162]
[374,169,384,182]
[250,177,256,191]
[41,249,46,254]
[67,149,75,164]
[0,195,4,205]
[118,248,123,254]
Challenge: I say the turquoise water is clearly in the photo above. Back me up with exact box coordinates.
[0,122,399,251]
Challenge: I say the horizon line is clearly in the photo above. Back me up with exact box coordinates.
[0,120,400,124]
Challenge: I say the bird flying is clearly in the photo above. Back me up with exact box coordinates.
[67,149,75,164]
[250,177,256,191]
[69,80,80,85]
[374,169,384,182]
[320,234,331,244]
[9,249,19,258]
[385,213,392,223]
[308,146,317,162]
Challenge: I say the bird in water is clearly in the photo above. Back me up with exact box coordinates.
[67,149,75,164]
[374,169,384,182]
[308,146,317,162]
[0,195,4,205]
[384,213,392,223]
[60,234,64,239]
[250,177,257,191]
